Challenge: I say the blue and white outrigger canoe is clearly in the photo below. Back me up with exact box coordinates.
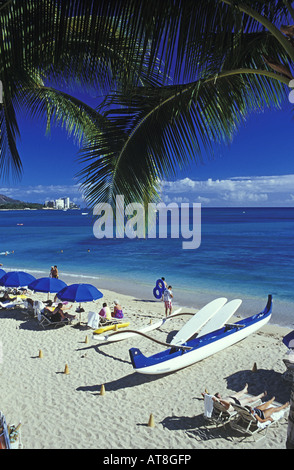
[129,295,272,375]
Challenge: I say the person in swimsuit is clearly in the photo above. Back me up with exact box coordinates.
[99,302,112,323]
[202,384,267,413]
[163,286,173,317]
[50,303,75,322]
[112,300,124,319]
[245,397,289,423]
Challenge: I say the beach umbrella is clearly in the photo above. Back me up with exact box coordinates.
[28,277,67,299]
[0,271,36,288]
[0,269,6,279]
[57,283,103,302]
[57,283,103,322]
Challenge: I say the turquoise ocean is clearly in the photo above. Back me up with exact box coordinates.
[0,207,293,328]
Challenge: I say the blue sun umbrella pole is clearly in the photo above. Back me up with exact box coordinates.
[28,277,67,300]
[57,283,103,323]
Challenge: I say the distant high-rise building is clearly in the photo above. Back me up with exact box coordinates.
[44,197,79,210]
[55,198,65,210]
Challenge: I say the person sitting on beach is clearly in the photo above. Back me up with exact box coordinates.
[99,302,112,322]
[202,384,267,413]
[245,397,289,424]
[112,300,124,319]
[163,286,173,317]
[50,303,75,322]
[0,291,16,302]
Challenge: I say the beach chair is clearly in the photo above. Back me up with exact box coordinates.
[282,358,294,383]
[37,310,72,329]
[0,299,22,309]
[230,402,288,442]
[203,394,236,427]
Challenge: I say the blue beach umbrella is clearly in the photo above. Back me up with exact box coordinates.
[0,271,36,288]
[28,277,67,294]
[0,269,6,279]
[28,277,67,299]
[57,283,103,323]
[57,283,103,303]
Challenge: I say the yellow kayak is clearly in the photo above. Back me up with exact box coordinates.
[94,322,130,335]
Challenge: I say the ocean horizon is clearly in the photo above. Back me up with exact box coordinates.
[0,206,293,328]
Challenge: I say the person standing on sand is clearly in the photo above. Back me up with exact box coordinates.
[163,285,173,317]
[161,277,167,301]
[51,265,58,279]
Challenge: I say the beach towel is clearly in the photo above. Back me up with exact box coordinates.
[87,311,99,330]
[257,406,289,429]
[204,394,214,418]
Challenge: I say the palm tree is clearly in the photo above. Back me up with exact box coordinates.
[0,0,167,181]
[76,1,294,207]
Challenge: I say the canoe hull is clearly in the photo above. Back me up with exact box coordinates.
[129,295,272,375]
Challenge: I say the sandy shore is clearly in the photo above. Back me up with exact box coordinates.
[0,285,292,451]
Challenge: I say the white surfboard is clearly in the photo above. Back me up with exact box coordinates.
[197,299,242,337]
[93,308,182,343]
[170,298,227,346]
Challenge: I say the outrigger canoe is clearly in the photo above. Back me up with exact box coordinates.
[129,295,272,375]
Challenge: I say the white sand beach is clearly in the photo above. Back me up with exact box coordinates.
[0,282,292,450]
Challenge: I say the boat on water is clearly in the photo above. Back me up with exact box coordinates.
[129,295,272,375]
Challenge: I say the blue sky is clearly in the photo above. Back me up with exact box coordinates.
[1,93,294,207]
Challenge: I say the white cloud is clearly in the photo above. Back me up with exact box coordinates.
[2,174,294,207]
[161,174,294,206]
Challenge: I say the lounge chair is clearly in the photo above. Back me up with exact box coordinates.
[203,394,236,427]
[88,311,125,329]
[203,393,262,428]
[230,401,289,442]
[37,310,73,329]
[0,299,22,309]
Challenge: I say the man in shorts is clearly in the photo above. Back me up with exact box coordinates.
[163,285,173,317]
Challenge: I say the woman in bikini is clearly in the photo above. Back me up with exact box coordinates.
[245,397,289,423]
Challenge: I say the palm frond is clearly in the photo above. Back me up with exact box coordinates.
[77,64,288,207]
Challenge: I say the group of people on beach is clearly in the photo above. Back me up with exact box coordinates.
[98,299,124,322]
[49,265,58,279]
[202,383,289,425]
